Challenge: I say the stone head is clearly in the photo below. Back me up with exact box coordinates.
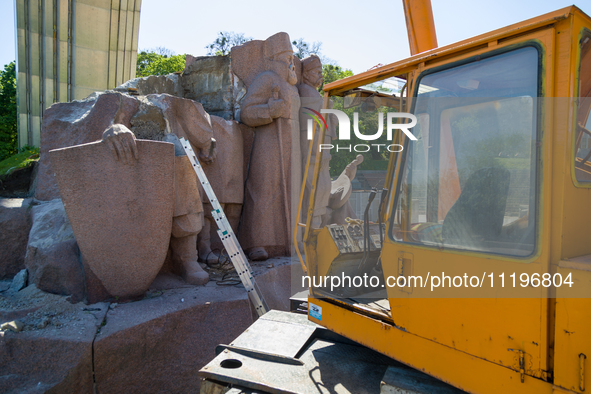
[264,32,297,86]
[301,55,323,89]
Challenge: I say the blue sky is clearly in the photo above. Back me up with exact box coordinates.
[1,0,590,74]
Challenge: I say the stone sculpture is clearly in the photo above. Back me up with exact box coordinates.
[197,116,244,265]
[103,97,214,287]
[232,32,301,260]
[50,131,176,299]
[298,55,334,228]
[46,93,217,300]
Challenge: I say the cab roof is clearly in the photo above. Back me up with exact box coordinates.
[324,6,586,96]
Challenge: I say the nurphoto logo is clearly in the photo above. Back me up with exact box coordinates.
[304,108,417,153]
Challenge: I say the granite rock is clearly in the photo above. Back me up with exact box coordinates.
[7,269,27,295]
[93,285,254,393]
[148,94,215,162]
[24,199,85,301]
[0,198,33,279]
[0,260,296,393]
[35,91,139,201]
[0,286,109,394]
[50,140,175,299]
[230,39,266,89]
[182,55,234,120]
[115,74,182,97]
[299,55,332,228]
[0,320,24,332]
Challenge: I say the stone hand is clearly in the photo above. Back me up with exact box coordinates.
[198,138,216,165]
[352,154,364,166]
[268,98,285,119]
[102,124,138,165]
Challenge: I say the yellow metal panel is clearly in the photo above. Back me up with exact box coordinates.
[382,241,549,376]
[58,0,68,41]
[123,0,135,83]
[77,0,111,8]
[402,0,438,55]
[554,287,591,392]
[31,116,41,147]
[315,227,340,278]
[18,114,28,148]
[306,17,585,392]
[308,297,553,394]
[561,15,591,265]
[73,86,100,101]
[72,46,108,92]
[74,2,111,51]
[378,28,556,378]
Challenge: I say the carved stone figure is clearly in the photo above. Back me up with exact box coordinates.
[197,116,244,265]
[298,55,333,228]
[50,126,176,299]
[100,94,217,288]
[233,32,301,260]
[101,124,210,286]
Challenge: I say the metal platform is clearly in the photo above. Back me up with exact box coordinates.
[199,310,465,394]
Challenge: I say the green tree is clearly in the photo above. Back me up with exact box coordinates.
[320,64,353,93]
[291,38,322,60]
[206,32,252,56]
[136,48,186,77]
[0,62,17,162]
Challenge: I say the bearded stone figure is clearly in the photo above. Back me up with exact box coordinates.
[235,32,301,260]
[298,55,334,229]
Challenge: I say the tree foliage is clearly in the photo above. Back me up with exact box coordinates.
[0,62,17,162]
[291,38,322,60]
[136,48,186,77]
[206,32,252,56]
[320,64,354,94]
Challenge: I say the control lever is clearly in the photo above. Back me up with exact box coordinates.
[377,188,388,245]
[358,189,377,275]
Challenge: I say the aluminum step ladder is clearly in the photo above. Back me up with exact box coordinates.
[180,138,269,317]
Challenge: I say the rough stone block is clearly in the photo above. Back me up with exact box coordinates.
[0,198,33,279]
[50,140,175,300]
[7,269,27,295]
[24,199,85,302]
[36,92,139,201]
[182,55,234,119]
[230,39,266,89]
[115,74,182,97]
[0,286,109,394]
[93,285,255,393]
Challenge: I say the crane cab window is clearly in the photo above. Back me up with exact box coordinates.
[575,31,591,183]
[391,46,539,257]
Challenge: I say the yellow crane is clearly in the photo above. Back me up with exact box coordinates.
[301,2,591,393]
[199,3,591,393]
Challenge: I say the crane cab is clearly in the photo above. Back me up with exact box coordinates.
[301,6,591,393]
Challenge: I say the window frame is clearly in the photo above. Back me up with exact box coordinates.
[388,42,544,260]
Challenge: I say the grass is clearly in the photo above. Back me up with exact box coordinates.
[0,147,39,177]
